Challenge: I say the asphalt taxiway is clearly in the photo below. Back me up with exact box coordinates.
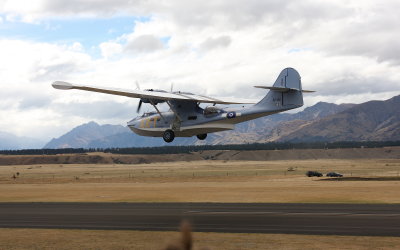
[0,203,399,236]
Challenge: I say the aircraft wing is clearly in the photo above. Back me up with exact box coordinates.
[52,81,254,104]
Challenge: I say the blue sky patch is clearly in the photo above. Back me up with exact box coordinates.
[288,48,312,53]
[0,16,149,50]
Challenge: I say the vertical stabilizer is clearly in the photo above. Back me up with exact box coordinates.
[255,67,303,109]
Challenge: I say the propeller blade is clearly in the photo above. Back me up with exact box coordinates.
[137,100,143,113]
[170,82,174,93]
[135,81,140,90]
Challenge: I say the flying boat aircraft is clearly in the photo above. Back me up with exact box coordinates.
[52,67,314,143]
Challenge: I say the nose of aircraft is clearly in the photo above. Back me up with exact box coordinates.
[127,118,140,128]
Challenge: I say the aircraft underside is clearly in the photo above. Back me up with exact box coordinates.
[128,122,235,137]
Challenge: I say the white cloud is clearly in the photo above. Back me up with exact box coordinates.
[125,34,164,53]
[0,0,399,141]
[69,42,84,52]
[0,39,93,138]
[199,36,231,52]
[99,42,123,58]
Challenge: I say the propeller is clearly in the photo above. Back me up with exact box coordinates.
[137,100,143,113]
[135,81,143,113]
[135,80,140,90]
[135,81,170,113]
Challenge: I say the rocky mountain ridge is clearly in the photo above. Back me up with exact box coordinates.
[4,95,394,149]
[42,100,365,148]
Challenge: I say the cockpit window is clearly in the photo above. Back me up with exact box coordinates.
[204,106,221,116]
[141,112,157,117]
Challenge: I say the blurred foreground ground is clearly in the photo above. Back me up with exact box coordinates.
[1,228,400,250]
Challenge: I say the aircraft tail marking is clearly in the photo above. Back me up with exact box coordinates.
[255,67,310,109]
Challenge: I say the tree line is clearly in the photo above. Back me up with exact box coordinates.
[0,141,399,155]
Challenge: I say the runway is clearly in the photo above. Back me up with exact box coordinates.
[0,203,400,236]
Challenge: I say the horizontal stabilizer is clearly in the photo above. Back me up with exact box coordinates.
[254,86,315,93]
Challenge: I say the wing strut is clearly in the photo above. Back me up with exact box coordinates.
[149,100,166,122]
[166,101,182,122]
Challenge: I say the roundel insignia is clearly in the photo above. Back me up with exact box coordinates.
[227,111,236,119]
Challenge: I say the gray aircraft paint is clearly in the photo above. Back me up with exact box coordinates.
[53,67,310,142]
[127,68,304,137]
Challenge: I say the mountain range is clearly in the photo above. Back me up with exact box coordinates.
[42,95,400,149]
[0,131,45,150]
[1,96,397,150]
[43,101,353,148]
[278,95,400,142]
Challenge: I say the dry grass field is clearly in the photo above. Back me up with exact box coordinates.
[1,156,400,249]
[1,228,400,250]
[0,158,399,203]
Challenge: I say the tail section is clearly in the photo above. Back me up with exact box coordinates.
[255,67,304,109]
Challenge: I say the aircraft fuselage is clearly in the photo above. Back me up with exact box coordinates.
[127,101,298,138]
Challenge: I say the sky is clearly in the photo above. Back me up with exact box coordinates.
[0,0,399,141]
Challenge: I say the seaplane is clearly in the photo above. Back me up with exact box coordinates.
[52,67,314,143]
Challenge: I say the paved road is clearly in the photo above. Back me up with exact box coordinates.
[0,203,399,236]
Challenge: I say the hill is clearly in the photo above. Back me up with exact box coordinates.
[279,95,400,142]
[44,122,128,149]
[1,147,399,165]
